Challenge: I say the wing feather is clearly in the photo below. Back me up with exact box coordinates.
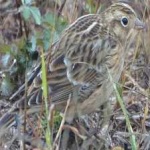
[15,14,117,108]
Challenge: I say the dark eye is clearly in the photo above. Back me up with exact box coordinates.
[121,17,128,27]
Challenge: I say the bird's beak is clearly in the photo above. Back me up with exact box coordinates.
[135,18,146,30]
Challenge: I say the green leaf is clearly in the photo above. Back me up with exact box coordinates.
[21,0,25,5]
[21,0,32,5]
[19,6,41,25]
[20,5,31,20]
[29,6,41,25]
[42,13,56,26]
[30,35,36,52]
[42,12,68,33]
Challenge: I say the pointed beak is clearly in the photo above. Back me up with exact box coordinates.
[135,18,146,30]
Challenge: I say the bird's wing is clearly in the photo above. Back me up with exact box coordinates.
[14,14,117,108]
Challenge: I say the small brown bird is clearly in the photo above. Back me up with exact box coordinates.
[0,2,145,131]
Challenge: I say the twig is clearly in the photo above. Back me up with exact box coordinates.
[53,94,71,149]
[57,0,67,17]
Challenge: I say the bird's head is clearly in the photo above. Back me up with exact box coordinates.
[102,3,145,43]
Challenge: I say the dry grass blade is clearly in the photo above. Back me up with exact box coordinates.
[53,95,71,149]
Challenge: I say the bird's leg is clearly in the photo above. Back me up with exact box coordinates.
[101,101,112,130]
[99,101,112,148]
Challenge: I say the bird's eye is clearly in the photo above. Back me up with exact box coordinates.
[121,17,128,27]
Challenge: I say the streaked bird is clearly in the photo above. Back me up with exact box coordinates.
[0,2,145,137]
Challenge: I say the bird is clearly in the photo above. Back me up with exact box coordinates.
[0,2,145,136]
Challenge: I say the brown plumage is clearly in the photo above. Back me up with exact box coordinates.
[0,3,145,129]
